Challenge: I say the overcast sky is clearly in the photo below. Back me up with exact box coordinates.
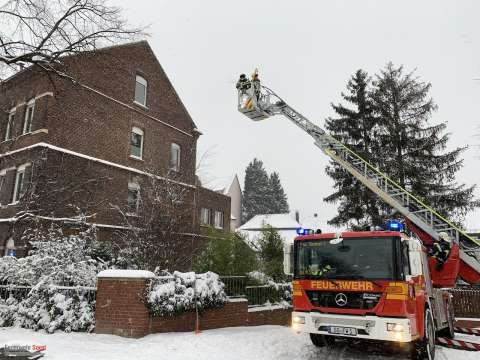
[113,0,480,230]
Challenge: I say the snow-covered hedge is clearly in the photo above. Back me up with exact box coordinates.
[0,226,103,333]
[146,271,227,316]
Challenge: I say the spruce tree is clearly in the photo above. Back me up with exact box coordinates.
[371,63,477,221]
[269,172,290,214]
[324,69,383,229]
[257,226,285,281]
[242,158,272,222]
[325,64,478,228]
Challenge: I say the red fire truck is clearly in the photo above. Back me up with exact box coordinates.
[289,229,455,359]
[236,71,480,359]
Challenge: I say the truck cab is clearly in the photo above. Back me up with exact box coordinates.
[288,230,454,359]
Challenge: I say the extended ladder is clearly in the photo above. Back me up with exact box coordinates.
[237,76,480,281]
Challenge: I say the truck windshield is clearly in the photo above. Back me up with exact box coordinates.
[295,237,398,280]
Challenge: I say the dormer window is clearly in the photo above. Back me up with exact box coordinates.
[134,75,147,106]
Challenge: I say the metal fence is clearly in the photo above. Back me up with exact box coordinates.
[245,285,286,307]
[219,276,247,298]
[0,284,97,303]
[220,276,291,307]
[450,288,480,318]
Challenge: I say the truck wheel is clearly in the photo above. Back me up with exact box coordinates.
[309,333,335,347]
[438,298,455,339]
[410,309,436,360]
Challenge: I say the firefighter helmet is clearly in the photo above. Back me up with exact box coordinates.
[438,232,451,243]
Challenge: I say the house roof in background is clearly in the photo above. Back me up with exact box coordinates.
[238,213,300,231]
[200,174,240,195]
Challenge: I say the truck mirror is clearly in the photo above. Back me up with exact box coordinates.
[284,243,294,275]
[330,237,343,245]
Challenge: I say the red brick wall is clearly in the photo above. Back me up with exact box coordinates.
[197,186,231,232]
[95,277,151,338]
[149,300,248,333]
[247,307,292,327]
[94,273,292,338]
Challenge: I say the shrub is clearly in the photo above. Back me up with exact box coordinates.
[146,271,227,316]
[257,226,285,281]
[194,229,258,276]
[0,225,103,333]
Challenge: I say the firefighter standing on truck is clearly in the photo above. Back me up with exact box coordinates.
[429,232,452,271]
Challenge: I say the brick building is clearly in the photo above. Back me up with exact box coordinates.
[0,41,230,257]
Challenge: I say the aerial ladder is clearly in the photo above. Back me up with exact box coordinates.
[236,71,480,286]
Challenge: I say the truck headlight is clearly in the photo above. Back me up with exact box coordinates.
[293,316,305,324]
[387,323,404,332]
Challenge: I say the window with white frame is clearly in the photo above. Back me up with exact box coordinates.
[170,143,181,171]
[214,211,224,229]
[12,164,29,203]
[134,75,147,106]
[5,109,15,141]
[23,99,35,134]
[130,127,144,159]
[127,181,140,214]
[200,208,211,225]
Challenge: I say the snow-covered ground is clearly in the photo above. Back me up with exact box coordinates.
[0,325,478,360]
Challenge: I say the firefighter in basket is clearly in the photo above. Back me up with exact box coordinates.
[429,232,452,271]
[236,73,251,92]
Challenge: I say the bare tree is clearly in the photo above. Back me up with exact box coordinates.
[113,169,200,272]
[0,0,143,80]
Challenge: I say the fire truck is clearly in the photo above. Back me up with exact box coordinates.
[236,71,480,359]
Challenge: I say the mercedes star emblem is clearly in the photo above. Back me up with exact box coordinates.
[335,293,348,307]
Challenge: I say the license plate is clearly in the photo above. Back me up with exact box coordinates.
[328,326,357,336]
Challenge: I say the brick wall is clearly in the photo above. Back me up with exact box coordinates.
[94,271,291,338]
[149,300,248,333]
[196,186,231,232]
[247,307,292,327]
[95,275,151,338]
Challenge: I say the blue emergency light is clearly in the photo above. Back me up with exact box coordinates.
[385,220,404,232]
[296,228,314,235]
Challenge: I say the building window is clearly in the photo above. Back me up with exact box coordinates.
[23,99,35,134]
[12,164,29,203]
[214,211,224,229]
[0,169,5,205]
[170,143,181,171]
[5,110,15,141]
[134,75,147,106]
[127,182,140,214]
[200,208,211,225]
[5,238,16,257]
[130,127,144,159]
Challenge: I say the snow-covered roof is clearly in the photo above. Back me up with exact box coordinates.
[238,228,298,247]
[200,174,240,195]
[237,214,301,248]
[98,270,155,279]
[238,213,300,231]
